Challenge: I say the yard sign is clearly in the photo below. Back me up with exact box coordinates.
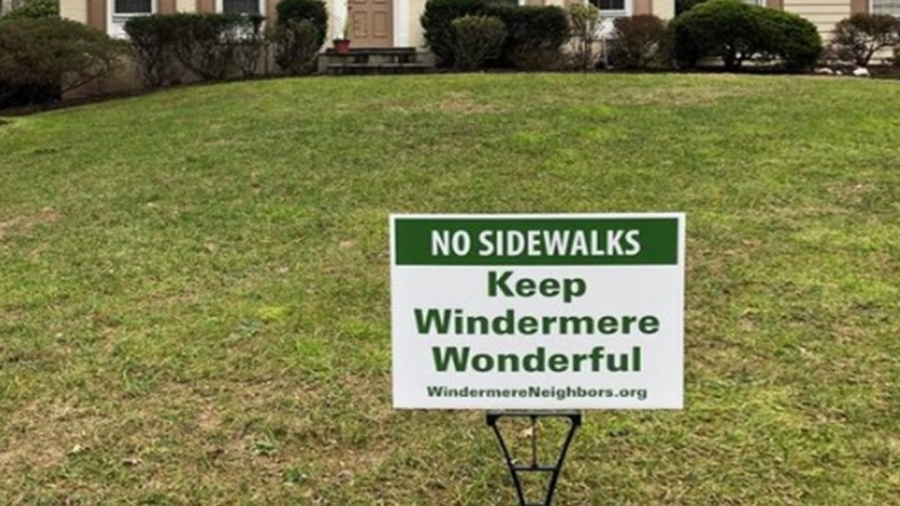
[390,214,685,410]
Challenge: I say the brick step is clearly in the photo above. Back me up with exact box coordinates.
[326,62,433,75]
[323,47,417,57]
[321,52,419,68]
[325,54,420,65]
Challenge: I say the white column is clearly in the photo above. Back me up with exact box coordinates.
[395,0,409,47]
[334,0,347,39]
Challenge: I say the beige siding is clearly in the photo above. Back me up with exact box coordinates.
[653,0,674,19]
[783,0,851,38]
[61,0,88,23]
[408,0,427,47]
[544,0,675,19]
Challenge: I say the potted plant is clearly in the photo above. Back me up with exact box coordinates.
[333,18,351,54]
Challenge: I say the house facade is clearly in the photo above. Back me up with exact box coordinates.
[779,0,898,39]
[59,0,674,49]
[59,0,900,50]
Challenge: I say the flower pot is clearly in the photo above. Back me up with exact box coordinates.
[333,39,351,55]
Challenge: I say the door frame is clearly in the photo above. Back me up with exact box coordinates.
[334,0,408,47]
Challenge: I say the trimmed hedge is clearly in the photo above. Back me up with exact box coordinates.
[125,13,269,86]
[272,19,322,74]
[421,0,487,66]
[671,0,762,69]
[1,0,59,19]
[757,9,822,70]
[125,14,182,87]
[421,0,569,68]
[671,0,821,71]
[276,0,328,49]
[169,13,246,81]
[489,4,569,68]
[451,14,506,70]
[676,0,706,16]
[0,18,123,108]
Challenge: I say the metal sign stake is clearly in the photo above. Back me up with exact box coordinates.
[486,411,582,506]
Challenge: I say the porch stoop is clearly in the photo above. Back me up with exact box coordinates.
[318,47,436,76]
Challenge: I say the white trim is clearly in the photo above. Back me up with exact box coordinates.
[334,0,348,39]
[591,0,632,17]
[108,0,156,38]
[215,0,267,15]
[394,0,409,47]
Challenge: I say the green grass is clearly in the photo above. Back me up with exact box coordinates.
[1,73,899,505]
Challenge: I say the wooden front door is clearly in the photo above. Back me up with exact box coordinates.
[349,0,393,48]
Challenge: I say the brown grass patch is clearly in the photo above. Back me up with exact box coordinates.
[0,401,98,473]
[609,84,763,106]
[438,92,501,114]
[0,208,62,242]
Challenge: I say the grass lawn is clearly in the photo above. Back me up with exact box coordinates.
[1,73,899,505]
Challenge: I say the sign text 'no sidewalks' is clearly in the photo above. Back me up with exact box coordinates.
[390,214,685,410]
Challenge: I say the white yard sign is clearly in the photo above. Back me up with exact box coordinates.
[390,214,685,410]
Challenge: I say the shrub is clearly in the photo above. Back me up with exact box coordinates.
[609,15,670,69]
[567,3,602,70]
[0,18,123,108]
[670,0,821,71]
[487,4,569,69]
[272,19,321,74]
[670,0,763,70]
[233,14,267,77]
[169,13,244,81]
[451,15,506,70]
[2,0,59,19]
[276,0,327,48]
[756,9,821,70]
[829,14,900,66]
[127,13,259,86]
[125,15,180,87]
[422,0,568,69]
[675,0,705,15]
[421,0,485,66]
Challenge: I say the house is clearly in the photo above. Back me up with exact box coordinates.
[57,0,900,53]
[59,0,674,49]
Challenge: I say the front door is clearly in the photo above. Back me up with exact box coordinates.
[348,0,393,48]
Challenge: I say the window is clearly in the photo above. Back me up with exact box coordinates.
[222,0,263,14]
[590,0,627,14]
[873,0,900,16]
[114,0,152,14]
[110,0,154,38]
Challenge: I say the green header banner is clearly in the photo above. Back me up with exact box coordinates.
[393,216,680,266]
